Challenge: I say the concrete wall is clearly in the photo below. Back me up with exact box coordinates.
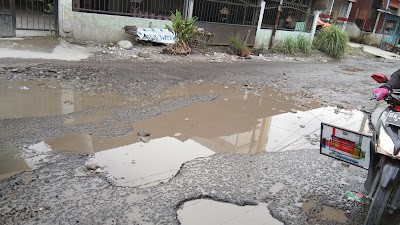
[254,29,312,48]
[346,23,383,46]
[59,0,172,42]
[345,23,362,39]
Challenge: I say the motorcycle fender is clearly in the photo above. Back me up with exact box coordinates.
[380,163,400,188]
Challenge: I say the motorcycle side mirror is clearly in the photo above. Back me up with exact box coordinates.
[372,73,389,83]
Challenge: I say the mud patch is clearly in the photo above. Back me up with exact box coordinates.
[343,67,364,72]
[177,199,283,225]
[301,198,348,223]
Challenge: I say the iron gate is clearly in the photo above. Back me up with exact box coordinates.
[15,0,57,31]
[193,0,261,46]
[0,0,16,37]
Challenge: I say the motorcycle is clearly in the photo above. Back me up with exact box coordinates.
[364,73,400,225]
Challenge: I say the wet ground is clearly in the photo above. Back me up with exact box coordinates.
[0,46,400,225]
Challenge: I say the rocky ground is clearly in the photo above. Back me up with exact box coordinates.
[0,43,399,225]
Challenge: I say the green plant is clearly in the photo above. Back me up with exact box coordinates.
[313,25,349,59]
[359,45,365,52]
[45,3,54,15]
[297,35,311,55]
[165,10,198,54]
[229,35,249,57]
[273,36,298,54]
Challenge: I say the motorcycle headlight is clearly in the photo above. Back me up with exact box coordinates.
[377,125,395,156]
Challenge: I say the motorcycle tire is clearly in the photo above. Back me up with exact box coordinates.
[364,186,393,225]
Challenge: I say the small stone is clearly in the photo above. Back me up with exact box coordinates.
[117,40,133,50]
[299,125,305,128]
[224,98,228,101]
[185,118,190,121]
[102,50,107,54]
[140,136,150,143]
[174,133,182,137]
[205,54,210,57]
[86,164,99,171]
[20,86,29,90]
[64,101,73,105]
[138,52,151,58]
[131,55,138,59]
[224,86,229,89]
[289,109,297,113]
[341,162,350,167]
[259,54,264,57]
[110,52,114,55]
[10,69,18,72]
[137,131,151,137]
[48,85,56,89]
[322,59,328,63]
[94,168,102,173]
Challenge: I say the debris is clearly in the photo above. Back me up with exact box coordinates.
[138,52,151,58]
[63,101,73,105]
[345,191,365,204]
[95,168,102,173]
[299,125,305,128]
[174,133,182,137]
[20,86,29,90]
[289,109,297,113]
[185,118,190,121]
[137,131,151,137]
[341,162,350,167]
[86,164,99,171]
[224,98,228,101]
[117,40,133,50]
[136,28,175,44]
[140,136,150,143]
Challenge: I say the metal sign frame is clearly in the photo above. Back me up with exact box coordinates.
[320,123,371,170]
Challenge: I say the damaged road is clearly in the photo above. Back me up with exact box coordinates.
[0,53,400,225]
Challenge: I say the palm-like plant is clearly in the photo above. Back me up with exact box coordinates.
[165,10,198,54]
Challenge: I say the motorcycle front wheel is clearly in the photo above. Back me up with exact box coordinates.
[364,186,393,225]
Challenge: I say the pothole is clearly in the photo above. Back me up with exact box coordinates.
[301,198,348,223]
[177,199,283,225]
[85,137,214,188]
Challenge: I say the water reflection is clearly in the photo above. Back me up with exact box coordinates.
[86,137,214,188]
[194,107,370,154]
[0,79,129,119]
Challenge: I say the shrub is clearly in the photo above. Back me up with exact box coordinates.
[313,25,349,59]
[229,35,249,57]
[165,10,198,54]
[297,35,311,55]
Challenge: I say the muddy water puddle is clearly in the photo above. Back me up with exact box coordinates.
[2,82,370,185]
[177,199,283,225]
[301,198,348,223]
[0,79,135,119]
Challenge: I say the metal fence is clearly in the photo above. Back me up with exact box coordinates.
[15,0,56,30]
[0,0,16,36]
[72,0,184,20]
[193,0,260,26]
[262,1,313,32]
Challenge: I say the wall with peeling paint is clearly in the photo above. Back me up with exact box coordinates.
[58,0,172,42]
